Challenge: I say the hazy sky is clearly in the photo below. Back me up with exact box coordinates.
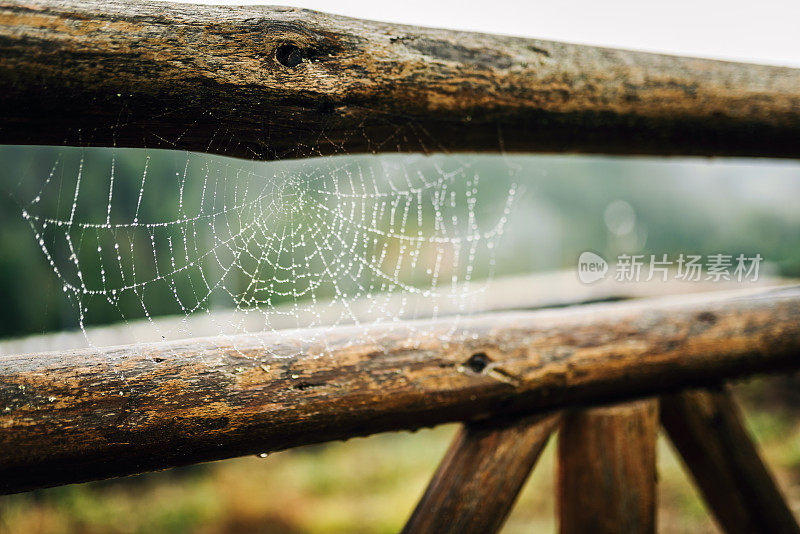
[176,0,800,67]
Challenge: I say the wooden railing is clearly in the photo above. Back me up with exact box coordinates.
[1,1,800,533]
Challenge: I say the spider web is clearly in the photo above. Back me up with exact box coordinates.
[20,146,517,357]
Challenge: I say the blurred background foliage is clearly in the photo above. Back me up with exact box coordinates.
[1,146,800,532]
[2,145,799,339]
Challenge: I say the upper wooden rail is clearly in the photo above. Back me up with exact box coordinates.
[1,286,799,494]
[2,0,800,160]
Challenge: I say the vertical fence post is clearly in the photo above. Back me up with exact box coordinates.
[557,399,658,534]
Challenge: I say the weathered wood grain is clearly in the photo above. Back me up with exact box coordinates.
[557,399,658,534]
[2,0,800,159]
[661,386,800,534]
[402,412,560,533]
[1,286,799,494]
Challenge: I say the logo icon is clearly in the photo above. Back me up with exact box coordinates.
[577,251,608,284]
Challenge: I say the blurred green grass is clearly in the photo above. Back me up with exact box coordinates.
[2,379,799,534]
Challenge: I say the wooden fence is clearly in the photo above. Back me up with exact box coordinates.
[1,1,800,532]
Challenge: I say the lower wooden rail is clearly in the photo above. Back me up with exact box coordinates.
[1,286,799,494]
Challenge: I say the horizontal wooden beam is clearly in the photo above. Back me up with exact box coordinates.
[2,0,800,159]
[4,271,785,357]
[1,286,799,493]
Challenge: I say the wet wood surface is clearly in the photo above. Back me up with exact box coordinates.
[661,386,800,534]
[2,0,800,159]
[557,399,658,534]
[402,412,560,533]
[1,286,799,493]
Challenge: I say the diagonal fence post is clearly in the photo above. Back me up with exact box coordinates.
[661,386,800,534]
[403,412,560,533]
